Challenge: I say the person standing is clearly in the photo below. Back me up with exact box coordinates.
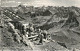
[38,32,43,45]
[37,29,43,45]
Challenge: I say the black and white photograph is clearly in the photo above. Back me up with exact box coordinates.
[0,0,80,51]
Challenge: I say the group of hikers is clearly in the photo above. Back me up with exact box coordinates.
[21,23,49,45]
[7,21,50,45]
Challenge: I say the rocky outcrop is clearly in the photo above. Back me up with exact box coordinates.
[62,11,79,28]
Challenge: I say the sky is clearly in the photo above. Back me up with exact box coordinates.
[0,0,1,6]
[1,0,80,7]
